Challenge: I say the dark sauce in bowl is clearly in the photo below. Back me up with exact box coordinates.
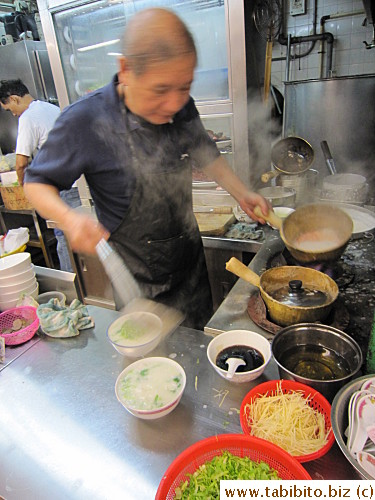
[216,345,265,373]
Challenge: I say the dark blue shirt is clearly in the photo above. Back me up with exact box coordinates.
[25,75,220,232]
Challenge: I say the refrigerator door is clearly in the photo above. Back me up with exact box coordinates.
[38,0,249,182]
[51,0,229,104]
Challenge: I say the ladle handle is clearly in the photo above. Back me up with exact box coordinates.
[226,257,261,288]
[320,141,337,175]
[253,206,283,230]
[261,170,280,183]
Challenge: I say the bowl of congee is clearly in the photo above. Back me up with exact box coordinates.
[107,311,162,358]
[115,357,186,419]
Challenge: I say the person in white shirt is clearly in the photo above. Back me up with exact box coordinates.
[0,79,60,185]
[0,79,80,271]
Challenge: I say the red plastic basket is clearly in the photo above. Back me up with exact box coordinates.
[240,379,334,463]
[156,434,311,499]
[0,306,39,346]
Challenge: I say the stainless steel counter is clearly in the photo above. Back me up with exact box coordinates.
[204,231,284,338]
[0,306,360,500]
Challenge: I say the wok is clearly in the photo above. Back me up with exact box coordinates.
[254,203,353,263]
[226,257,338,327]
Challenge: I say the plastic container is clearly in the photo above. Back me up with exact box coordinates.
[156,434,311,499]
[240,379,334,463]
[37,291,66,306]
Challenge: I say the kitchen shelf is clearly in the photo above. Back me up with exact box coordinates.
[0,206,57,268]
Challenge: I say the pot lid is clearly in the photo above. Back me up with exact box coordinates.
[269,279,329,307]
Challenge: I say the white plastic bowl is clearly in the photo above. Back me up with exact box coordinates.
[207,330,272,383]
[0,266,35,286]
[0,278,38,300]
[0,275,36,295]
[0,282,39,311]
[0,253,32,278]
[107,311,162,358]
[115,357,186,419]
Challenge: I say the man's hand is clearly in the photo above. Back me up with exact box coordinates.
[239,192,272,225]
[62,211,110,255]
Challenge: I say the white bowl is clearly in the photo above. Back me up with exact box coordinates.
[0,253,32,278]
[0,275,36,294]
[0,282,38,311]
[0,278,38,300]
[207,330,272,383]
[0,266,35,286]
[115,357,186,419]
[107,311,162,358]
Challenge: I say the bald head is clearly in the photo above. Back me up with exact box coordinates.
[122,8,197,75]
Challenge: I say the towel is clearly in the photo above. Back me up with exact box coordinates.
[37,298,95,338]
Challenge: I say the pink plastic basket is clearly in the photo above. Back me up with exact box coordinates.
[0,306,39,345]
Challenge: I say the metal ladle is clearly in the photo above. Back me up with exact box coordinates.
[225,357,246,379]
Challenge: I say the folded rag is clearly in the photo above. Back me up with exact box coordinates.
[37,298,95,338]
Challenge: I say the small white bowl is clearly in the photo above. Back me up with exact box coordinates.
[0,266,35,286]
[0,282,39,311]
[0,275,36,294]
[207,330,272,383]
[0,278,37,300]
[0,253,32,278]
[107,311,162,358]
[115,357,186,419]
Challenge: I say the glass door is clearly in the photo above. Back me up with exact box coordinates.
[52,0,228,104]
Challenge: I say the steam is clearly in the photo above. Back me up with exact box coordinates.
[246,92,282,190]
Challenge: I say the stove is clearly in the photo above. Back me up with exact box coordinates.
[205,231,375,361]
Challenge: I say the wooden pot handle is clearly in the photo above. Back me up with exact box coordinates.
[253,206,283,230]
[225,257,261,288]
[261,170,280,183]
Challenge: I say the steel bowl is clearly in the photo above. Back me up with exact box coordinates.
[331,375,375,479]
[271,323,363,402]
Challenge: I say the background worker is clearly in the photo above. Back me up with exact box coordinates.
[24,8,270,329]
[0,79,80,271]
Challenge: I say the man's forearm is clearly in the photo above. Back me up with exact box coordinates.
[202,156,250,203]
[23,182,74,230]
[15,154,30,186]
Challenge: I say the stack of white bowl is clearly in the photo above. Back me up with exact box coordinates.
[0,253,38,311]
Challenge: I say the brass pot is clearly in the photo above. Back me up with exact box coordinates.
[254,203,353,263]
[226,257,338,327]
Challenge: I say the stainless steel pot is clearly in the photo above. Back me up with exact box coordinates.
[271,323,363,402]
[258,186,296,208]
[320,173,369,205]
[277,169,319,206]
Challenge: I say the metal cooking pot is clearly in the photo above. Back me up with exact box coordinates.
[272,323,363,402]
[320,173,369,205]
[254,203,353,263]
[258,186,296,208]
[226,257,338,327]
[261,136,314,183]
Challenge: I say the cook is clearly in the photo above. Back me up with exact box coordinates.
[0,79,81,272]
[24,7,270,329]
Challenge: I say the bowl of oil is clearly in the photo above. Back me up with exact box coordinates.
[271,323,363,402]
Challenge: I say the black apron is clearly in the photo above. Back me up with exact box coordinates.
[109,103,213,330]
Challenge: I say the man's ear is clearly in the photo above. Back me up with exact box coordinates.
[117,56,131,86]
